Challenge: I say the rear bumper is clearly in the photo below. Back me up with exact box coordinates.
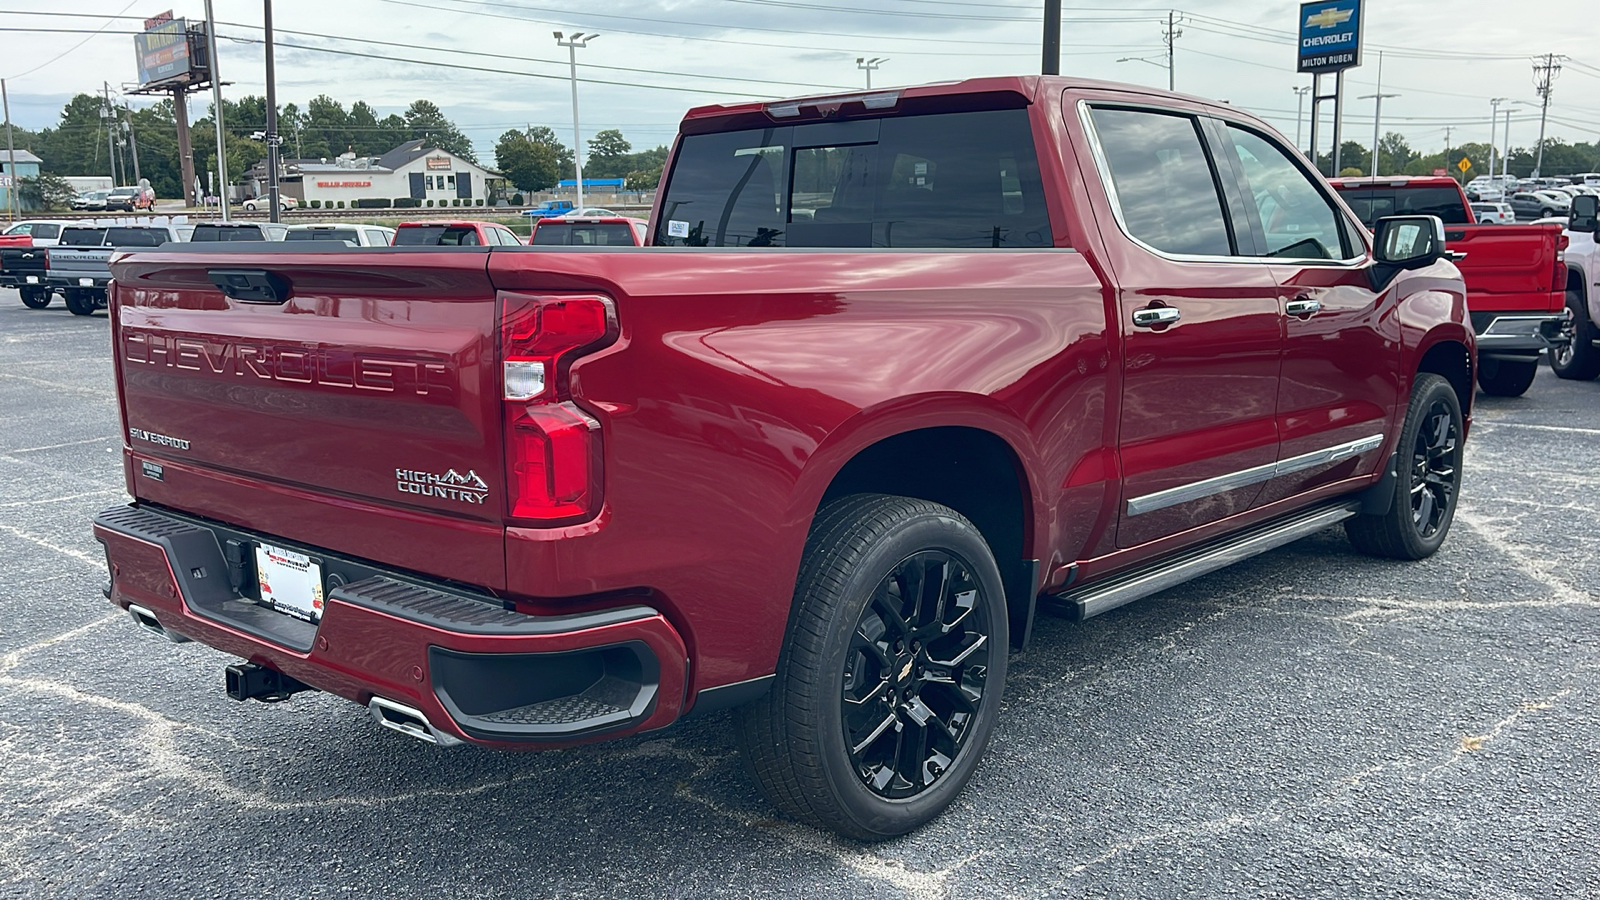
[1472,312,1568,358]
[93,504,688,749]
[49,276,110,291]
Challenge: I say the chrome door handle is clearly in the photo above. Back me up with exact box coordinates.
[1285,297,1322,316]
[1131,307,1181,328]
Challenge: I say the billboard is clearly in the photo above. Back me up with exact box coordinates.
[135,16,193,88]
[1297,0,1362,73]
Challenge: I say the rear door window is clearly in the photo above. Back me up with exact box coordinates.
[1087,106,1234,257]
[33,224,60,240]
[655,108,1053,248]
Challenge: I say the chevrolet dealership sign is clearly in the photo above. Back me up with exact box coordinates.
[1297,0,1362,73]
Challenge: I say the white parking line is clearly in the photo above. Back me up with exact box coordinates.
[1477,421,1600,437]
[7,436,113,454]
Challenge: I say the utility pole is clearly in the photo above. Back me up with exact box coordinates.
[104,84,119,187]
[2,79,16,222]
[1530,53,1564,177]
[264,0,281,223]
[856,57,885,89]
[203,0,230,220]
[1442,125,1453,181]
[173,87,196,207]
[1294,86,1311,154]
[1163,10,1181,92]
[554,32,596,211]
[1042,0,1060,75]
[124,104,142,186]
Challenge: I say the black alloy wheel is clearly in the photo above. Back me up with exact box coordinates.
[735,494,1008,840]
[1409,396,1460,540]
[841,550,993,800]
[1347,373,1464,560]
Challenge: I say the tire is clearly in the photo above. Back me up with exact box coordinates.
[1541,208,1554,218]
[1346,373,1464,560]
[63,289,97,316]
[734,494,1009,840]
[19,287,50,309]
[243,200,258,212]
[1551,289,1600,381]
[1476,357,1539,396]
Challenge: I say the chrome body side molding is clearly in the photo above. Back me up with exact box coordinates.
[1126,433,1384,516]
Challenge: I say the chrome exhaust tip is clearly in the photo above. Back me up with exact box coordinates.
[126,603,191,643]
[368,696,462,748]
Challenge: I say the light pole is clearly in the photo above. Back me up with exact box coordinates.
[1294,85,1311,154]
[1489,97,1509,178]
[1116,55,1170,86]
[1357,52,1398,177]
[203,0,229,220]
[856,57,885,90]
[264,0,281,223]
[554,31,597,210]
[1501,102,1524,179]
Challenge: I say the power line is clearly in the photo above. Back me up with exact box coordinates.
[1,0,139,81]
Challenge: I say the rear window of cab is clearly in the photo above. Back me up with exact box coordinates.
[531,222,639,246]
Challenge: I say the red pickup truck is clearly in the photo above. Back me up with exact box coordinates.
[1330,176,1566,396]
[95,76,1473,840]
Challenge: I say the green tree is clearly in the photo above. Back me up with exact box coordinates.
[585,128,631,177]
[19,173,77,210]
[1375,131,1414,175]
[404,99,474,162]
[495,126,568,192]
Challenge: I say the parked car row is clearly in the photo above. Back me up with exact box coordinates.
[2,210,653,316]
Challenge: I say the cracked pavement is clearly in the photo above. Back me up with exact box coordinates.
[1,292,1597,899]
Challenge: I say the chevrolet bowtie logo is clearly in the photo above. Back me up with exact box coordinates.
[1306,7,1353,29]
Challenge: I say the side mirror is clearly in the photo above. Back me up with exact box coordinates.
[1369,215,1447,292]
[1572,195,1598,234]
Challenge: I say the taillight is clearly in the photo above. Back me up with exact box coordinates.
[498,292,615,524]
[1554,260,1568,293]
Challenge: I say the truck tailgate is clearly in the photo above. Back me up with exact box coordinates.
[49,247,113,280]
[1446,223,1563,313]
[109,248,507,590]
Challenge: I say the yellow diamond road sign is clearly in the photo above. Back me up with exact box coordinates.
[1457,157,1472,173]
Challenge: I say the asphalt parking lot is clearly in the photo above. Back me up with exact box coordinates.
[1,291,1597,899]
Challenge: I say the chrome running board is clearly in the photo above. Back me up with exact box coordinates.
[1053,499,1364,620]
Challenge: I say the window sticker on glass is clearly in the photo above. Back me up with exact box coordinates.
[668,220,691,238]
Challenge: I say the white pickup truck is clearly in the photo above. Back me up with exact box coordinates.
[1553,194,1600,380]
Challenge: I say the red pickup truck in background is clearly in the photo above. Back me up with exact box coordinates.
[392,219,523,246]
[96,77,1474,840]
[1331,176,1566,396]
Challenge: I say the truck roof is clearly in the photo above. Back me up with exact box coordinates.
[679,75,1269,134]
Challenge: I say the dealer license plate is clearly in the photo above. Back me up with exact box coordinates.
[24,275,37,284]
[78,278,94,287]
[254,542,325,623]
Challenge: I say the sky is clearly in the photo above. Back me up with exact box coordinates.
[2,0,1598,164]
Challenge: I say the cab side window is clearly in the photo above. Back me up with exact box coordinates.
[1226,125,1357,261]
[1088,106,1234,257]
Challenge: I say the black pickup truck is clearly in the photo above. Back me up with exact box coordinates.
[5,226,106,310]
